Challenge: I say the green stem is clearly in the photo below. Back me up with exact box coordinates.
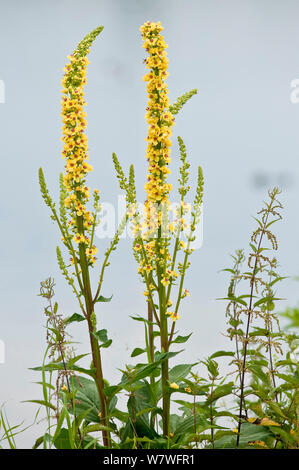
[158,275,170,437]
[236,198,273,447]
[77,216,111,448]
[147,302,154,363]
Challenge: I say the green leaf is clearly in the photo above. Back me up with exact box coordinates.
[131,348,146,358]
[22,399,56,411]
[170,333,192,344]
[83,423,113,435]
[111,408,129,423]
[249,327,270,337]
[68,376,102,423]
[173,415,206,436]
[253,296,281,308]
[95,295,113,303]
[169,363,195,382]
[214,422,273,449]
[34,381,55,391]
[207,383,234,404]
[121,351,181,388]
[30,362,94,378]
[276,373,299,386]
[219,295,248,307]
[126,395,159,441]
[92,329,112,348]
[248,362,270,385]
[68,353,90,366]
[121,363,160,387]
[209,350,235,359]
[64,313,86,325]
[155,363,196,400]
[53,428,72,449]
[130,315,156,326]
[52,406,67,444]
[94,329,108,343]
[32,435,44,449]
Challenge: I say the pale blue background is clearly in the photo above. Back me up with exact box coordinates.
[1,0,299,447]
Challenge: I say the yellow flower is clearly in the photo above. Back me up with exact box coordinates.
[182,289,190,298]
[161,277,170,286]
[168,222,175,233]
[73,233,84,243]
[249,440,268,448]
[184,387,192,393]
[169,382,179,390]
[170,312,181,322]
[166,311,181,322]
[85,245,98,257]
[61,28,102,261]
[139,21,175,276]
[144,264,153,273]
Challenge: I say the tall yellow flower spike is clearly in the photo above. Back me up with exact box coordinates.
[140,21,175,235]
[60,27,103,264]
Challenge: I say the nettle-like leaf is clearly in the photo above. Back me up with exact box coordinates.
[30,362,94,378]
[68,376,102,423]
[155,363,196,400]
[206,383,234,404]
[121,354,173,387]
[209,350,235,359]
[214,422,274,449]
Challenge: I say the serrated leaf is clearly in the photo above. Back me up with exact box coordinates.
[207,383,234,404]
[214,422,273,449]
[68,376,102,423]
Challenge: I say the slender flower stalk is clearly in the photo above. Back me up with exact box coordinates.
[113,21,203,438]
[140,20,175,438]
[60,26,111,448]
[39,26,121,448]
